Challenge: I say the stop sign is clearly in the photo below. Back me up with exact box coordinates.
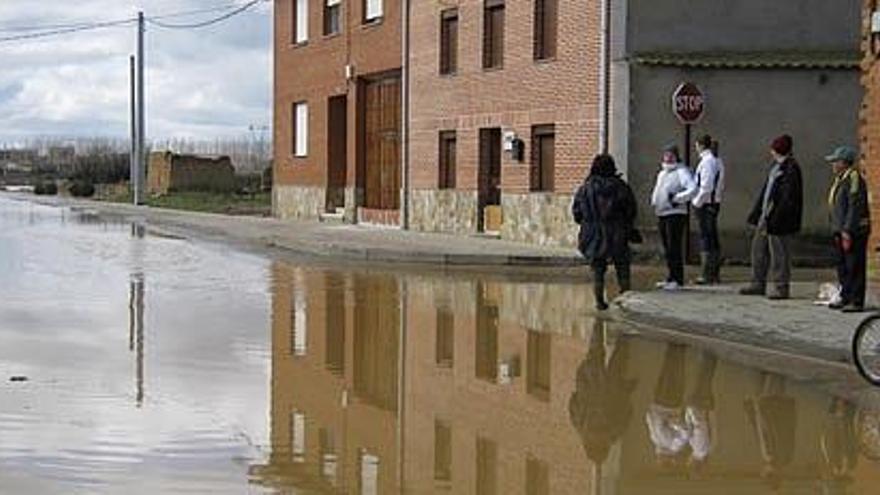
[672,82,705,124]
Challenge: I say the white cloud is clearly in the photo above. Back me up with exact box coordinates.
[0,0,272,141]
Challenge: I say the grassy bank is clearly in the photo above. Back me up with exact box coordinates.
[98,189,271,216]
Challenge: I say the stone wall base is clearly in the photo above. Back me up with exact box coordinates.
[501,193,577,248]
[410,189,478,235]
[273,185,325,221]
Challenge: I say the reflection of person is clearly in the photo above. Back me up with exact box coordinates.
[821,397,858,482]
[744,373,797,490]
[572,155,638,311]
[647,344,689,465]
[741,135,803,300]
[569,320,638,465]
[824,146,871,313]
[685,351,718,470]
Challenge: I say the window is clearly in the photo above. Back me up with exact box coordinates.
[526,457,550,495]
[483,0,505,69]
[439,9,458,75]
[293,102,309,157]
[291,411,306,463]
[294,0,308,44]
[324,0,341,35]
[534,0,557,60]
[364,0,383,23]
[291,285,307,355]
[434,421,453,482]
[526,330,551,401]
[436,307,454,367]
[530,125,555,192]
[359,451,380,495]
[438,131,457,189]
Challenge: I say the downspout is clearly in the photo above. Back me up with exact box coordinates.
[599,0,611,154]
[400,0,412,229]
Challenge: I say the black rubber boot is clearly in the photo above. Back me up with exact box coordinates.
[594,282,609,311]
[710,252,723,284]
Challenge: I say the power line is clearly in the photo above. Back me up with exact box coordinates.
[0,18,137,44]
[146,0,267,30]
[0,0,268,40]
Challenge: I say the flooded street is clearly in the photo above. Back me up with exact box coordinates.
[1,196,880,494]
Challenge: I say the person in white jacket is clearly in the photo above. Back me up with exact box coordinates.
[651,144,698,290]
[692,135,726,284]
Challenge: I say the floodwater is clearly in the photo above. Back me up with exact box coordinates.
[0,197,879,494]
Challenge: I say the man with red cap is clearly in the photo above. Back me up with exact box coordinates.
[740,135,804,300]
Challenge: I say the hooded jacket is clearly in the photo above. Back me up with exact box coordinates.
[572,174,638,263]
[651,162,698,217]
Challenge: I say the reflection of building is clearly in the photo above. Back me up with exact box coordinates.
[252,265,401,493]
[253,261,880,493]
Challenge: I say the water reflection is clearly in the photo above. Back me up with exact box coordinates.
[253,261,880,494]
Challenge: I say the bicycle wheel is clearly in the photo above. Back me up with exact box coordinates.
[853,314,880,386]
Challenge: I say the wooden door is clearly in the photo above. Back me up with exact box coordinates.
[326,95,348,212]
[478,128,502,231]
[363,77,401,210]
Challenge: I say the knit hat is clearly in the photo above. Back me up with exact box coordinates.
[770,135,793,156]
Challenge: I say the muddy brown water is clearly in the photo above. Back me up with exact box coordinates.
[1,197,879,494]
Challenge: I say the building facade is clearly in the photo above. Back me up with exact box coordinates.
[409,0,601,245]
[862,0,880,256]
[273,0,403,226]
[273,1,864,255]
[612,0,862,258]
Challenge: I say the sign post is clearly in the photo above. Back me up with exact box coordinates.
[672,82,706,263]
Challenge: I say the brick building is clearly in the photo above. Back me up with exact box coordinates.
[273,0,403,226]
[863,0,880,255]
[409,0,601,244]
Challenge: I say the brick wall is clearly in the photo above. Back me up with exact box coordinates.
[273,0,402,190]
[862,0,880,253]
[409,0,601,195]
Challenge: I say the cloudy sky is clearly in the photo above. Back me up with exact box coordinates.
[0,0,272,142]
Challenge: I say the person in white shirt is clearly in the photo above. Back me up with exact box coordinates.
[651,144,698,290]
[692,135,725,285]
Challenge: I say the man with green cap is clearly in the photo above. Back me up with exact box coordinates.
[826,146,871,312]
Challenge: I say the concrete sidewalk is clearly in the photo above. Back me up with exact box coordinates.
[8,194,585,268]
[614,283,871,364]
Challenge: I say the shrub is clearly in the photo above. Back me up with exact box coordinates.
[34,181,58,196]
[69,180,96,198]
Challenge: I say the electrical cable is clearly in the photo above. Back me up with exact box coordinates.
[146,0,267,29]
[0,18,137,44]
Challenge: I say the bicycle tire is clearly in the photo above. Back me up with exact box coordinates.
[853,313,880,387]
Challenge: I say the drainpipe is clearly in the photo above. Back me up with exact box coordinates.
[400,0,412,229]
[599,0,611,154]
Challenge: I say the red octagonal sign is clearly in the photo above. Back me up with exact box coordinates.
[672,82,705,124]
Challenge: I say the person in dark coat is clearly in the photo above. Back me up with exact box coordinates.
[572,154,638,310]
[825,146,871,312]
[740,135,804,300]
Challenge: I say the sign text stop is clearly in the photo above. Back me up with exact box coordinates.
[672,82,705,124]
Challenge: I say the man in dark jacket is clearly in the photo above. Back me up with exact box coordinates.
[740,135,804,300]
[572,154,638,310]
[825,146,871,312]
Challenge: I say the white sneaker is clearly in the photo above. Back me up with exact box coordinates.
[661,281,682,291]
[655,280,670,289]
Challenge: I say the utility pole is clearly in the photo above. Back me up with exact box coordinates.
[135,11,146,205]
[129,55,137,202]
